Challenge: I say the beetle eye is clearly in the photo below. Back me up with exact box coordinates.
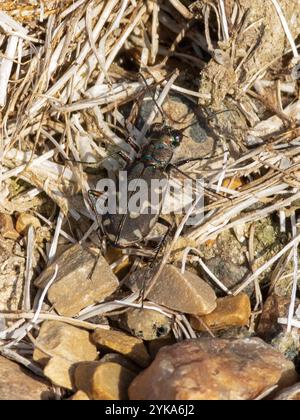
[171,131,182,147]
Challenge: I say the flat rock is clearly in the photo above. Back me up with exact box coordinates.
[92,329,150,368]
[0,356,52,400]
[119,308,172,341]
[129,338,298,400]
[33,321,98,390]
[190,294,251,331]
[128,265,217,315]
[75,361,136,400]
[34,244,119,316]
[274,383,300,400]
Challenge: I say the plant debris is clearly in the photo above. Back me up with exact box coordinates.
[0,0,300,400]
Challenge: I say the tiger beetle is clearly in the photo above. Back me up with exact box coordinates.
[94,123,184,249]
[88,75,230,253]
[88,76,193,253]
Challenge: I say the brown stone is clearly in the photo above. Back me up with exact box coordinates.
[92,329,150,368]
[190,294,251,331]
[128,265,217,315]
[257,294,299,341]
[129,338,298,400]
[274,383,300,400]
[34,244,119,316]
[0,213,19,240]
[0,356,52,400]
[33,321,98,390]
[74,361,136,400]
[16,212,41,235]
[147,336,176,359]
[119,308,172,341]
[43,357,76,390]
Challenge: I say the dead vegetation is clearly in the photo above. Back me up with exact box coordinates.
[0,0,300,393]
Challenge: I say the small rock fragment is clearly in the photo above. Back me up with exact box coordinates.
[271,331,300,361]
[129,338,298,400]
[75,361,136,400]
[257,294,299,341]
[190,294,251,331]
[34,321,98,365]
[16,212,41,235]
[0,213,19,240]
[0,356,52,400]
[274,383,300,400]
[44,357,76,390]
[92,329,150,368]
[33,321,98,390]
[70,390,90,400]
[204,257,249,291]
[34,244,119,316]
[128,265,217,315]
[119,308,172,341]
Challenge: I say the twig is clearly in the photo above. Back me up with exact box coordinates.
[270,0,299,59]
[0,348,44,378]
[287,211,298,333]
[234,233,300,295]
[24,226,36,312]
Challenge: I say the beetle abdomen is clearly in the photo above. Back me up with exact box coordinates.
[102,163,168,247]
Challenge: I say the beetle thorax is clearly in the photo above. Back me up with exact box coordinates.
[141,137,174,168]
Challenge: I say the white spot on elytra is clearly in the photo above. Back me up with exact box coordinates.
[133,229,143,240]
[129,212,140,219]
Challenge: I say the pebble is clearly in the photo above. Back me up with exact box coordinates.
[129,338,298,400]
[43,357,76,390]
[274,383,300,400]
[33,321,98,390]
[0,213,19,240]
[257,294,299,341]
[119,308,172,341]
[190,294,251,331]
[92,329,150,368]
[34,244,119,316]
[271,331,300,362]
[74,361,136,400]
[16,212,41,235]
[204,257,249,291]
[128,264,217,315]
[0,356,52,400]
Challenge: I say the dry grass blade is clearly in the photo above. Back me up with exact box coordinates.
[0,0,300,399]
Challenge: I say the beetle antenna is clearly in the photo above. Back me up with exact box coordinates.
[179,108,239,138]
[139,72,167,125]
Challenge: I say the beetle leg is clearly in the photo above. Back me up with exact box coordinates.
[126,136,141,154]
[118,150,135,164]
[151,217,174,263]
